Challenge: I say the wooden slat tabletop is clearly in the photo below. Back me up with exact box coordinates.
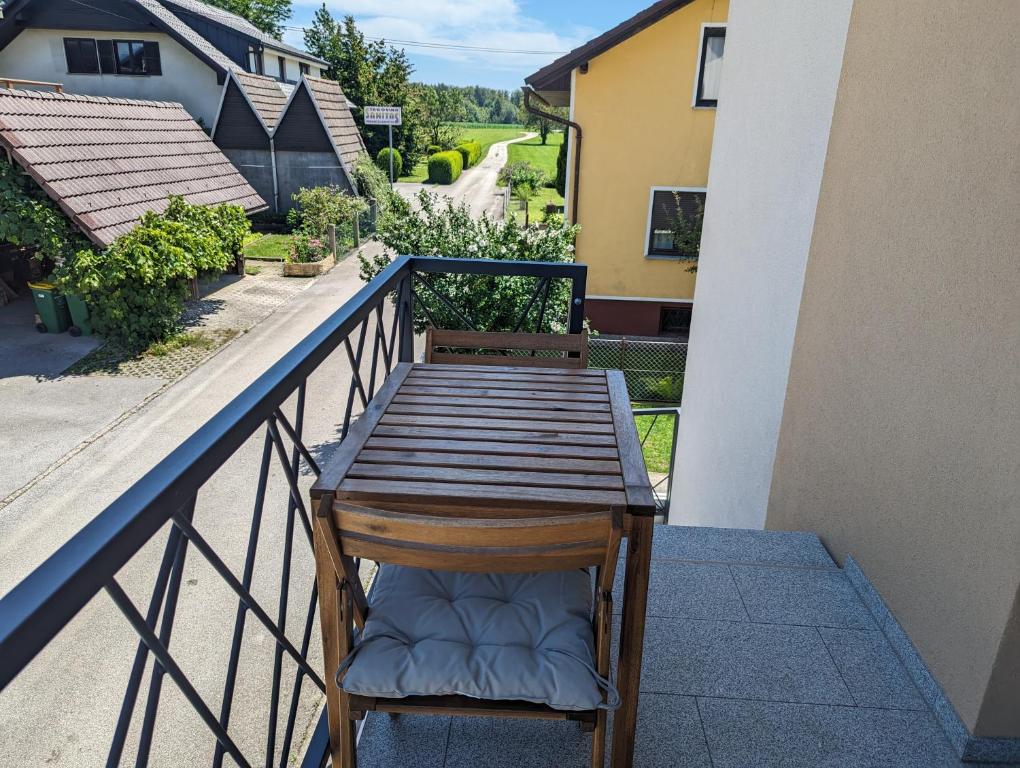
[312,362,655,517]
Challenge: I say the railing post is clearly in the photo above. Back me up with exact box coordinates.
[568,269,586,335]
[398,269,415,363]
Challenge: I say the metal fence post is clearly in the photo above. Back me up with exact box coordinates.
[398,271,415,363]
[567,267,586,335]
[327,224,336,258]
[352,214,360,248]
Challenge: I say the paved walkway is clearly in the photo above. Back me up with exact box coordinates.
[356,525,973,768]
[396,133,537,219]
[0,242,387,766]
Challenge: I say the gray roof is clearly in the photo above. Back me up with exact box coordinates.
[231,71,289,130]
[157,0,328,65]
[133,0,238,72]
[0,88,265,246]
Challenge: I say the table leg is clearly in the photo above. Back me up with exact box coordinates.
[610,515,653,767]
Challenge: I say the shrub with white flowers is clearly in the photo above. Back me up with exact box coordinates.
[359,190,580,333]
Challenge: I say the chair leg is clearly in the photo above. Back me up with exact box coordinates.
[314,517,357,767]
[591,593,612,768]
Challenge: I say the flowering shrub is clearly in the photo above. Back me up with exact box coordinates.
[288,185,368,240]
[360,190,580,333]
[290,233,330,263]
[498,161,547,191]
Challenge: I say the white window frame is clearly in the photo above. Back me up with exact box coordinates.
[691,22,727,109]
[644,185,707,259]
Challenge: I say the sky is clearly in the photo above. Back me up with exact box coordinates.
[283,1,655,91]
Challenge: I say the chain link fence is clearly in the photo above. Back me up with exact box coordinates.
[589,337,687,403]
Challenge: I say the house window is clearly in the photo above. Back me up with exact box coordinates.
[646,188,706,258]
[659,306,693,339]
[278,56,287,82]
[112,40,161,75]
[299,62,310,76]
[694,25,726,107]
[64,38,100,74]
[248,46,264,75]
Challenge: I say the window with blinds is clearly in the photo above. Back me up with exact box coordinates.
[695,26,726,108]
[647,189,706,257]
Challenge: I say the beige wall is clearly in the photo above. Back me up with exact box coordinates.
[767,0,1020,737]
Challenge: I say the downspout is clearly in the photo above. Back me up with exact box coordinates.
[523,87,582,225]
[269,136,280,212]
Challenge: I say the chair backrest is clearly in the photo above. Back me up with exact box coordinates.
[331,501,618,578]
[424,329,589,369]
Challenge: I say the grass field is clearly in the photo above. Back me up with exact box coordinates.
[243,233,291,261]
[398,124,528,182]
[506,130,564,183]
[633,403,680,473]
[512,187,564,225]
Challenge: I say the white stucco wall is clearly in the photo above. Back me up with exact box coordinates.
[669,0,854,528]
[0,28,224,127]
[263,51,320,83]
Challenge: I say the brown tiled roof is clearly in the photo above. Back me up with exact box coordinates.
[232,71,289,129]
[302,76,366,170]
[0,89,265,247]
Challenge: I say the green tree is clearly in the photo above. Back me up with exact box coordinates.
[304,8,427,164]
[519,99,565,145]
[418,85,465,148]
[204,0,292,38]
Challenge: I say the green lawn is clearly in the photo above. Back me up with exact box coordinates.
[506,130,564,183]
[398,123,528,182]
[243,233,291,261]
[513,187,565,225]
[633,403,680,473]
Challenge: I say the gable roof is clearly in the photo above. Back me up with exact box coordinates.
[0,88,265,246]
[133,0,238,73]
[302,76,366,170]
[525,0,696,94]
[157,0,327,65]
[231,70,290,130]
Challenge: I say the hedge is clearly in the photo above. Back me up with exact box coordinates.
[375,147,403,178]
[427,144,443,155]
[427,150,464,184]
[454,140,482,168]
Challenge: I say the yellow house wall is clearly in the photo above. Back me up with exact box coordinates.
[568,0,727,299]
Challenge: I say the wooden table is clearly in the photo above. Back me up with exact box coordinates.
[312,362,656,768]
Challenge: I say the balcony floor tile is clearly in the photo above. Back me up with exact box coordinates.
[818,627,927,710]
[355,712,450,767]
[730,565,878,628]
[612,560,748,621]
[650,525,836,568]
[630,616,854,704]
[698,698,962,768]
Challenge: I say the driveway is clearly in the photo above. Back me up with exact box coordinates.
[0,243,393,766]
[396,132,537,218]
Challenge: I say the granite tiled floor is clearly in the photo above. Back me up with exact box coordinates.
[352,525,974,767]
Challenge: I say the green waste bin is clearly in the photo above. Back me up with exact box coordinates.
[28,281,71,334]
[65,293,93,336]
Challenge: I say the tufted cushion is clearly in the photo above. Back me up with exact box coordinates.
[339,565,602,711]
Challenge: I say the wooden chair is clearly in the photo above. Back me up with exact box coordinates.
[313,496,622,768]
[424,328,589,369]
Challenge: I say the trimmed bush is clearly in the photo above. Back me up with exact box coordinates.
[454,140,482,168]
[427,150,464,184]
[375,147,403,179]
[427,144,443,155]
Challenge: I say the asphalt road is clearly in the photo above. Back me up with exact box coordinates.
[0,244,402,766]
[395,132,537,218]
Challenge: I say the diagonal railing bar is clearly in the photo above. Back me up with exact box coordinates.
[338,321,372,444]
[170,512,324,692]
[134,499,196,767]
[534,276,552,334]
[105,578,253,768]
[374,301,393,373]
[342,317,371,410]
[266,418,314,550]
[385,291,401,372]
[512,277,549,333]
[413,272,479,331]
[279,581,318,768]
[211,431,274,768]
[272,408,321,479]
[266,384,309,767]
[106,523,186,768]
[410,286,441,330]
[365,303,385,403]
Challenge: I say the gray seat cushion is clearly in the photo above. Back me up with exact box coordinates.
[339,565,602,711]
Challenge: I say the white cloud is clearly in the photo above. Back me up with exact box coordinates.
[287,0,593,79]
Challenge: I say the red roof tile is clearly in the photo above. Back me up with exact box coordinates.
[0,88,266,247]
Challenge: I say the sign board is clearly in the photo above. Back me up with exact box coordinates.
[364,106,402,126]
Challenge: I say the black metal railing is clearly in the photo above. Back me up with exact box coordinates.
[633,406,681,522]
[0,256,586,768]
